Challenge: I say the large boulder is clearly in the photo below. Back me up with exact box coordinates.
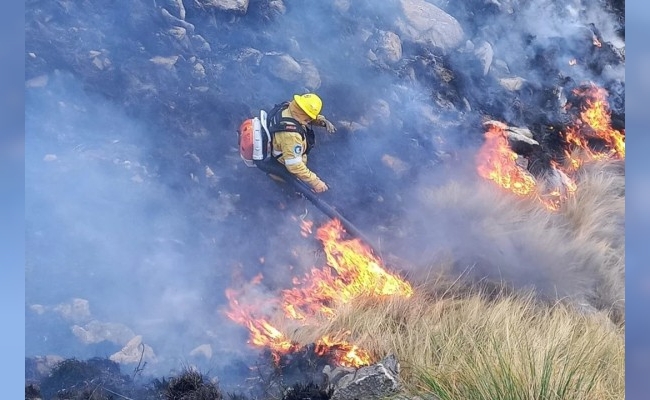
[196,0,249,13]
[397,0,464,52]
[262,52,303,82]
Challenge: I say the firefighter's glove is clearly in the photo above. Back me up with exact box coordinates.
[317,115,337,133]
[312,180,329,193]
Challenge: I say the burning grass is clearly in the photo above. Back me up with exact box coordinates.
[281,157,624,399]
[557,159,625,323]
[409,156,625,325]
[287,156,623,398]
[287,284,624,400]
[225,124,624,398]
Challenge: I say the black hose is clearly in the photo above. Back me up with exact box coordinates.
[255,160,381,255]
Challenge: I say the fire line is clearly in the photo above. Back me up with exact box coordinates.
[225,218,413,368]
[476,83,623,210]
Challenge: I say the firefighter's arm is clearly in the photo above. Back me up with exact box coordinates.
[314,115,336,133]
[286,160,328,191]
[276,132,326,190]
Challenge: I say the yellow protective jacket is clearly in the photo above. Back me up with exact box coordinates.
[271,105,323,188]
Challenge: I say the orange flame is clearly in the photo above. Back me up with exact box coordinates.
[225,219,412,367]
[225,286,297,361]
[477,83,621,211]
[564,84,625,169]
[475,123,577,211]
[282,219,413,320]
[315,334,372,368]
[539,161,578,211]
[476,122,536,196]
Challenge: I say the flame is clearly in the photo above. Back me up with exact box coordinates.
[564,84,625,169]
[474,128,576,211]
[224,286,297,362]
[300,219,313,237]
[315,334,372,368]
[476,84,621,211]
[282,219,413,320]
[593,36,602,47]
[476,122,537,196]
[225,218,412,367]
[539,162,578,211]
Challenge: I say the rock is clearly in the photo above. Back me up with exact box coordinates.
[109,335,157,364]
[328,354,401,400]
[506,126,534,140]
[168,26,186,41]
[491,58,511,76]
[193,62,206,79]
[375,30,403,64]
[150,55,180,70]
[190,344,213,359]
[191,34,212,53]
[161,8,195,34]
[161,0,186,20]
[507,127,539,150]
[196,0,249,13]
[53,298,91,322]
[474,40,493,76]
[235,47,263,65]
[269,0,286,15]
[300,59,322,90]
[484,121,539,152]
[71,320,136,345]
[397,0,464,52]
[359,99,391,127]
[262,53,303,82]
[499,76,526,91]
[367,49,379,63]
[323,365,356,387]
[168,26,192,51]
[382,154,410,176]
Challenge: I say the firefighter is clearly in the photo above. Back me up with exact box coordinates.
[264,93,336,193]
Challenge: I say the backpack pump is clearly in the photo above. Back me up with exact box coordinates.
[237,102,313,167]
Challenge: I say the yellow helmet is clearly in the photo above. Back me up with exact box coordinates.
[293,93,322,120]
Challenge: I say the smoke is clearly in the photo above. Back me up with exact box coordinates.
[390,157,624,318]
[25,71,259,377]
[25,0,624,388]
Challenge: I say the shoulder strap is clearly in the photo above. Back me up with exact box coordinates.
[267,102,306,137]
[267,102,289,121]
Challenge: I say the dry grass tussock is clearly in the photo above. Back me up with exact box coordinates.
[401,158,624,324]
[281,159,624,398]
[287,156,625,397]
[288,284,624,400]
[554,159,625,323]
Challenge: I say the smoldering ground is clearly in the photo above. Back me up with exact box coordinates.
[26,0,624,389]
